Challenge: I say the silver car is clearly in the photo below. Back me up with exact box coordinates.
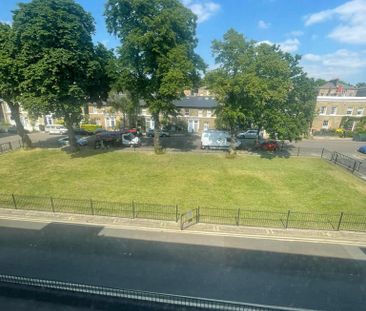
[237,129,259,139]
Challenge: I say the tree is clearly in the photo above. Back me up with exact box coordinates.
[356,82,366,88]
[0,23,32,147]
[105,0,205,152]
[107,91,138,128]
[12,0,111,151]
[205,29,316,152]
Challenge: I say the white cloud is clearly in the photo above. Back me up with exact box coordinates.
[278,38,300,53]
[304,0,366,44]
[182,0,220,23]
[257,40,274,46]
[302,53,321,62]
[287,30,304,37]
[258,20,270,29]
[301,49,366,81]
[257,38,300,53]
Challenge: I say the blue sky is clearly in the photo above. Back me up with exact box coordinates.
[1,0,366,83]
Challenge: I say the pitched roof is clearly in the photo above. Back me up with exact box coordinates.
[319,79,355,89]
[173,96,218,108]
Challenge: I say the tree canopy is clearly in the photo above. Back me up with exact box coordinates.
[12,0,114,149]
[205,29,317,144]
[105,0,205,151]
[0,22,32,147]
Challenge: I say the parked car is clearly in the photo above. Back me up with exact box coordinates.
[201,130,241,150]
[46,125,68,135]
[237,129,259,139]
[146,128,170,137]
[256,140,280,151]
[122,132,141,147]
[57,135,88,146]
[358,145,366,154]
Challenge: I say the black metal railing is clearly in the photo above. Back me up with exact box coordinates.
[0,274,306,311]
[0,193,365,232]
[182,207,366,232]
[321,148,365,177]
[0,140,23,154]
[0,193,178,222]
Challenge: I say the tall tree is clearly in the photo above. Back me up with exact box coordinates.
[105,0,205,152]
[0,23,32,147]
[205,29,316,152]
[12,0,110,151]
[107,91,138,128]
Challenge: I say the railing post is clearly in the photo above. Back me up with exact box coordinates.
[50,197,55,213]
[197,207,200,223]
[285,210,291,229]
[180,213,184,230]
[11,194,17,209]
[321,148,324,158]
[337,212,344,231]
[352,161,357,174]
[90,199,94,215]
[236,208,240,226]
[334,152,338,164]
[175,205,179,222]
[297,147,300,157]
[132,200,136,219]
[8,142,12,150]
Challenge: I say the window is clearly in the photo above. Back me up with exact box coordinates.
[330,107,337,115]
[184,109,189,117]
[322,120,329,129]
[206,110,212,117]
[356,108,364,116]
[141,109,147,115]
[90,106,97,114]
[198,110,203,117]
[346,108,353,115]
[319,106,326,115]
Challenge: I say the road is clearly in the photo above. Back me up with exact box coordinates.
[1,132,366,160]
[0,218,365,311]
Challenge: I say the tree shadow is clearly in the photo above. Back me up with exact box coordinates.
[142,133,199,152]
[237,140,294,159]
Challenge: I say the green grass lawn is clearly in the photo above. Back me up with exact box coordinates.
[0,148,365,214]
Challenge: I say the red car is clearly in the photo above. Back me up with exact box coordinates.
[257,140,280,151]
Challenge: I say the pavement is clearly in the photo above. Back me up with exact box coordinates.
[0,208,366,310]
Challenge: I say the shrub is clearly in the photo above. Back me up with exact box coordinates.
[81,124,102,132]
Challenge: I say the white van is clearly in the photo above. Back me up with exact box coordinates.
[201,130,241,150]
[46,125,68,135]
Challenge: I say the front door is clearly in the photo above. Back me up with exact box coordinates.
[188,120,194,132]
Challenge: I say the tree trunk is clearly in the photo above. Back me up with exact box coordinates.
[64,118,78,152]
[8,101,32,148]
[152,112,162,153]
[229,127,237,155]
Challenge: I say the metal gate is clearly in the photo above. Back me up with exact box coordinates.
[180,208,199,230]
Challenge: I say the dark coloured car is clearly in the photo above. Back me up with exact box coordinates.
[146,128,170,137]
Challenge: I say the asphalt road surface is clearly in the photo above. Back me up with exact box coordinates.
[0,218,365,311]
[1,132,366,158]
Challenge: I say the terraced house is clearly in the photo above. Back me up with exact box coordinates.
[312,80,366,132]
[140,96,217,133]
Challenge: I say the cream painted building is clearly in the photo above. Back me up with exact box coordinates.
[312,96,366,131]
